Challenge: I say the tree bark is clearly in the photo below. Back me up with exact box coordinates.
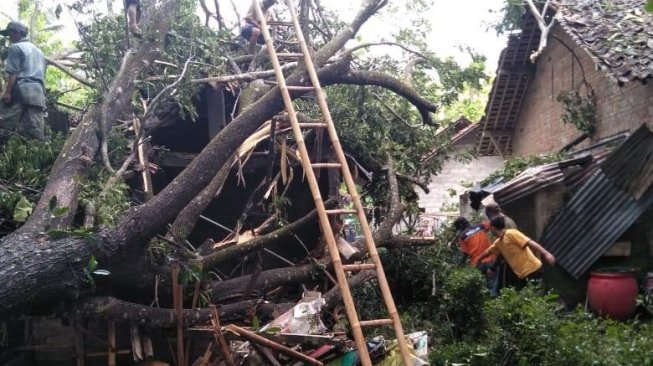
[74,296,292,327]
[21,0,181,232]
[168,155,236,241]
[199,198,338,270]
[0,0,389,317]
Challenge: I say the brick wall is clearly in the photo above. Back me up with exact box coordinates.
[417,146,504,216]
[512,26,653,156]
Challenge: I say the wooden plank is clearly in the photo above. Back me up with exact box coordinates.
[130,323,144,362]
[74,325,85,366]
[207,85,225,140]
[107,321,116,366]
[209,306,235,366]
[142,334,154,359]
[133,119,154,201]
[171,265,185,366]
[225,324,322,366]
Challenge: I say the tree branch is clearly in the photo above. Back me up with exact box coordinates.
[199,198,338,270]
[45,57,94,87]
[527,0,556,63]
[192,62,297,84]
[324,68,438,127]
[397,173,429,194]
[114,0,386,249]
[344,42,428,60]
[18,0,182,230]
[74,296,292,327]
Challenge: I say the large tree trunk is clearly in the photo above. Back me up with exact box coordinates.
[0,0,390,317]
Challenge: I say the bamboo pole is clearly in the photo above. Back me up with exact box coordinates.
[171,265,185,366]
[184,280,202,366]
[107,320,116,366]
[209,306,235,366]
[254,0,414,364]
[225,324,323,366]
[282,1,413,365]
[252,2,372,364]
[74,320,85,366]
[133,118,153,201]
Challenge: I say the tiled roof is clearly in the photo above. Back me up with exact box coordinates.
[557,0,653,83]
[476,13,541,156]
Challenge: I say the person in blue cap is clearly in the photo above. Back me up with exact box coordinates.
[0,20,46,141]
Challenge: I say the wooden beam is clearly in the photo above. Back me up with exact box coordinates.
[107,321,116,366]
[172,265,185,366]
[134,119,154,201]
[486,133,506,159]
[207,85,226,140]
[209,306,235,366]
[225,324,323,366]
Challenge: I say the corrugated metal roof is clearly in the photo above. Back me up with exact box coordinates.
[491,155,597,205]
[541,124,653,278]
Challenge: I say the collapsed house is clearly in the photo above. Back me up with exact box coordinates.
[453,0,653,303]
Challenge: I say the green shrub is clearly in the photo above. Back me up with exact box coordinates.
[483,285,560,365]
[430,283,653,366]
[440,266,488,340]
[0,134,64,222]
[429,341,490,366]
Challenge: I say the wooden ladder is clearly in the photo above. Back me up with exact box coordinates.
[252,1,412,365]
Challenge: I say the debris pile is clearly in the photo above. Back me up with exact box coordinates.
[188,291,429,366]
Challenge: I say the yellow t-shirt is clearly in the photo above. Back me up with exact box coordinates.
[488,229,541,278]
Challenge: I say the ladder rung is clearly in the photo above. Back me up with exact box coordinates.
[298,122,328,128]
[342,263,376,271]
[266,21,295,26]
[286,85,315,91]
[276,52,304,58]
[311,163,341,169]
[359,319,393,327]
[325,209,357,215]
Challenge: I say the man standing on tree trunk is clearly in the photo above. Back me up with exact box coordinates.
[125,0,142,36]
[0,21,46,141]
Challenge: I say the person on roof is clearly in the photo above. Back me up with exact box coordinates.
[125,0,142,36]
[0,21,46,141]
[454,217,499,296]
[241,0,277,52]
[478,216,556,280]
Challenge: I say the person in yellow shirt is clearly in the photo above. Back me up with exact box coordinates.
[478,216,556,279]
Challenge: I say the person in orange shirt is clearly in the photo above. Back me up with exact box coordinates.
[479,216,556,280]
[454,217,499,296]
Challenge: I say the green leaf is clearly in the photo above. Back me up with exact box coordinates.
[48,195,58,211]
[646,0,653,12]
[251,315,260,330]
[47,230,69,239]
[13,196,33,222]
[52,206,69,217]
[263,326,281,335]
[88,255,98,272]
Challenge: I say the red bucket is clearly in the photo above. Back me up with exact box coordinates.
[587,269,638,321]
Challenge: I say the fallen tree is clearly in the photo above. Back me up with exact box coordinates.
[0,0,483,332]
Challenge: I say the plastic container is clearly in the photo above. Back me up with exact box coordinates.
[587,268,638,321]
